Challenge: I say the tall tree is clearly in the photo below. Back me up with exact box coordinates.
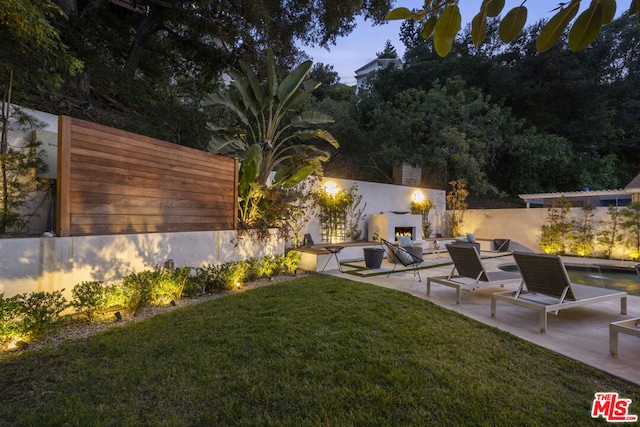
[363,77,522,194]
[202,50,338,187]
[2,0,395,148]
[377,39,399,58]
[387,0,638,56]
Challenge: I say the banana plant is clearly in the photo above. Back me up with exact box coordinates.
[202,49,339,188]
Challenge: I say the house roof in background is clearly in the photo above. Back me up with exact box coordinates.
[625,172,640,192]
[518,189,629,201]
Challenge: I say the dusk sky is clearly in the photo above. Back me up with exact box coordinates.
[303,1,610,85]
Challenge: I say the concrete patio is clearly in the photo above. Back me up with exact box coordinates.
[322,250,640,386]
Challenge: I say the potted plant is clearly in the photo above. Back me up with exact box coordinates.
[363,232,384,269]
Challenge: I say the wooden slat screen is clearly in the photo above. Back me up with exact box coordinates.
[57,116,238,236]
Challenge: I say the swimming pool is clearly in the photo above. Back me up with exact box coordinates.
[500,263,640,296]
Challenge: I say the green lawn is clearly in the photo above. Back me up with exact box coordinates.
[0,274,638,426]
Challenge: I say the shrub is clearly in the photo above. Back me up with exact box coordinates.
[152,267,192,304]
[283,250,302,274]
[121,271,156,314]
[244,257,263,282]
[195,262,247,292]
[0,293,24,346]
[181,267,204,297]
[621,202,640,260]
[14,290,68,339]
[103,283,127,310]
[540,196,572,254]
[260,255,283,278]
[71,281,108,323]
[120,267,194,314]
[570,205,595,257]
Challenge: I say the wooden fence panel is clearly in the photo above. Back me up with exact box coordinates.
[57,116,238,236]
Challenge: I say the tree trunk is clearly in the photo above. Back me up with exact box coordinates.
[123,11,155,78]
[1,70,13,234]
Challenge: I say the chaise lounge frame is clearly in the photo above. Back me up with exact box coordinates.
[427,243,520,305]
[491,252,628,333]
[381,239,424,282]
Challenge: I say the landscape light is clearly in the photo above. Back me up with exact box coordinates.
[325,182,339,196]
[412,190,425,203]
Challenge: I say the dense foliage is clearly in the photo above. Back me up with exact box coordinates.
[387,0,638,56]
[0,251,302,349]
[320,13,640,199]
[0,0,393,149]
[3,2,640,204]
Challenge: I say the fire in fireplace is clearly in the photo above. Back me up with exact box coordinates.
[395,227,415,240]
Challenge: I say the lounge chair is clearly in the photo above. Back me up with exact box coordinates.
[427,243,520,305]
[381,239,424,281]
[491,252,628,333]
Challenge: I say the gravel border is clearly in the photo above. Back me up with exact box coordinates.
[2,274,306,357]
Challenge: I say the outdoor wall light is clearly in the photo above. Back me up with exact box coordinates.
[412,190,425,203]
[325,182,339,196]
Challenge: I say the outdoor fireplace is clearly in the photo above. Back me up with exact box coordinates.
[394,227,415,240]
[368,213,422,242]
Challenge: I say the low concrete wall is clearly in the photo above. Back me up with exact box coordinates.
[463,207,629,257]
[463,208,544,252]
[0,230,283,299]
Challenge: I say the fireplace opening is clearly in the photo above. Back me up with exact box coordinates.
[395,227,415,240]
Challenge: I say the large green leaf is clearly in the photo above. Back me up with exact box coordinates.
[239,60,266,109]
[227,69,261,119]
[272,163,294,186]
[290,111,335,127]
[568,3,603,52]
[302,79,320,92]
[499,6,528,43]
[385,7,414,20]
[484,0,505,17]
[434,5,461,57]
[537,0,580,52]
[421,16,437,39]
[282,165,315,189]
[471,10,487,47]
[201,91,249,126]
[266,49,278,100]
[207,136,246,157]
[600,0,617,24]
[277,60,313,107]
[239,144,262,184]
[291,129,339,149]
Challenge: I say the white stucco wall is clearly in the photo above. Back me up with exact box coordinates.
[463,207,633,258]
[301,177,447,244]
[0,230,283,299]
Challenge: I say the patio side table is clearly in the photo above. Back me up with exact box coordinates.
[610,318,640,357]
[322,246,345,273]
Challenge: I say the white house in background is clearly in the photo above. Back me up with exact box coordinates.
[518,171,640,208]
[355,57,403,92]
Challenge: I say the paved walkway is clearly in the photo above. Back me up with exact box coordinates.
[324,252,640,386]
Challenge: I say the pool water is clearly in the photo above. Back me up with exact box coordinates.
[500,264,640,296]
[567,267,640,296]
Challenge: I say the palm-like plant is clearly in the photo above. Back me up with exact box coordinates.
[201,50,339,188]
